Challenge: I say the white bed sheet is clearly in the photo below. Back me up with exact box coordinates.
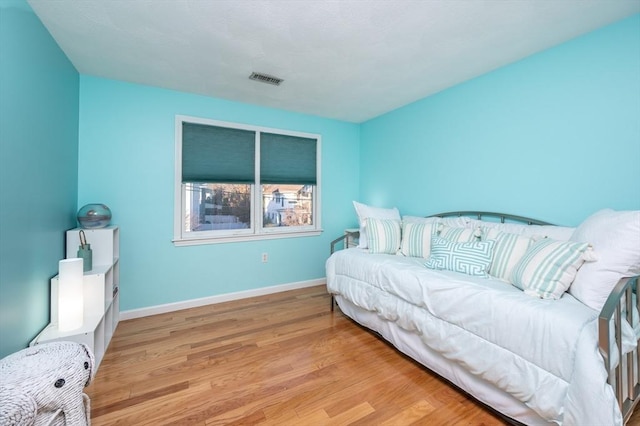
[326,249,622,425]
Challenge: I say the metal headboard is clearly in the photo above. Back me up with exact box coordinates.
[427,211,554,226]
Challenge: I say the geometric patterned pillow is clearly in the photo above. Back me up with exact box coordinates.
[366,217,402,255]
[510,238,591,299]
[439,225,481,243]
[401,221,438,258]
[425,236,495,277]
[482,228,535,282]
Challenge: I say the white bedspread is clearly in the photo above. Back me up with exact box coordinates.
[326,248,622,425]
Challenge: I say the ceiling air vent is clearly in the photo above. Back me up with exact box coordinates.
[249,72,284,86]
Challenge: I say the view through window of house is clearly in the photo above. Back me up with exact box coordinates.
[262,184,313,228]
[183,183,313,233]
[184,183,251,232]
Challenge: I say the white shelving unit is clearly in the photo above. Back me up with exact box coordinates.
[31,226,120,369]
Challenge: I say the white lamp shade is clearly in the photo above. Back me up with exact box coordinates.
[58,258,84,331]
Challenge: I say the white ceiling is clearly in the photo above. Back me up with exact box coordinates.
[27,0,640,123]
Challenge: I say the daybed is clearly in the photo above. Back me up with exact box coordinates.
[326,208,640,425]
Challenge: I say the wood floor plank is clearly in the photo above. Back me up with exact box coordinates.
[328,401,376,424]
[91,285,623,425]
[378,400,436,426]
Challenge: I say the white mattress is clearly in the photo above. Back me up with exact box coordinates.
[326,248,622,426]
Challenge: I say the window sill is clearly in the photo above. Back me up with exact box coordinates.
[172,229,323,247]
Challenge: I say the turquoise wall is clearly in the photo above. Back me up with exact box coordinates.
[2,3,637,355]
[360,14,640,226]
[0,0,79,357]
[78,77,360,311]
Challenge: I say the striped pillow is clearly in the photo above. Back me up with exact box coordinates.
[439,225,481,243]
[483,228,534,282]
[401,221,437,258]
[366,217,401,254]
[425,236,495,277]
[510,238,591,299]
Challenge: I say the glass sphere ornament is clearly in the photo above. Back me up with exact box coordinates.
[77,204,112,228]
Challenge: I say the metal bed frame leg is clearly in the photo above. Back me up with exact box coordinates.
[329,233,351,313]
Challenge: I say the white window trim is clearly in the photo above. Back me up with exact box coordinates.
[173,115,322,246]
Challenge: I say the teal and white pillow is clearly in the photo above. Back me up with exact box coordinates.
[353,201,401,249]
[482,228,534,282]
[425,236,495,277]
[439,225,481,243]
[510,238,592,300]
[401,221,438,258]
[366,217,401,254]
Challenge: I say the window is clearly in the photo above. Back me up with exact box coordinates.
[174,116,321,245]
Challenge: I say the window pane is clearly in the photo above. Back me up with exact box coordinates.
[184,183,251,232]
[262,184,313,228]
[260,133,316,184]
[182,123,255,183]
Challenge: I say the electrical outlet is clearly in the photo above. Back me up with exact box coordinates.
[262,253,268,263]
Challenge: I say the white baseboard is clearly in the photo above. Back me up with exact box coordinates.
[119,278,326,321]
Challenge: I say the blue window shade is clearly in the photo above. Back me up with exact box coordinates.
[182,123,255,183]
[260,133,317,185]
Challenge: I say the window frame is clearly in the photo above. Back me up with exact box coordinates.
[173,115,322,246]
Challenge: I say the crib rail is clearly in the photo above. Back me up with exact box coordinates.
[599,276,640,423]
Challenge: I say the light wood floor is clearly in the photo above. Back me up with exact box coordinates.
[87,285,637,425]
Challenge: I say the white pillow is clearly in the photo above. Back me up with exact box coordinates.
[353,201,400,249]
[425,236,495,277]
[511,238,593,300]
[366,218,402,254]
[403,215,471,228]
[401,221,438,258]
[569,209,640,312]
[468,219,575,241]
